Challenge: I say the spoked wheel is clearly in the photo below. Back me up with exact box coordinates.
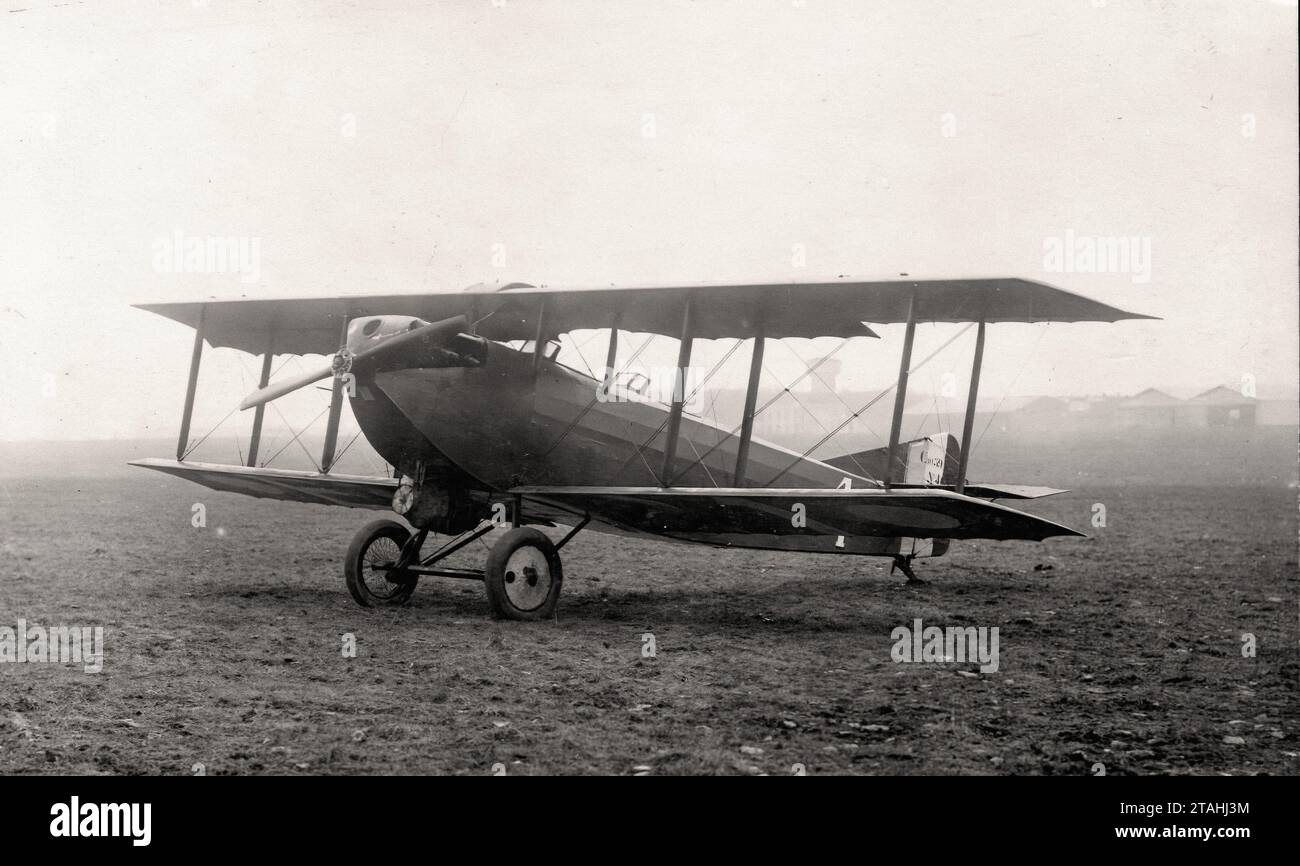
[484,527,563,620]
[344,519,419,607]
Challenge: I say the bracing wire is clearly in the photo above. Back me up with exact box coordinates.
[759,323,973,486]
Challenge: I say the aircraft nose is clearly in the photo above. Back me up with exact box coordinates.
[345,316,427,352]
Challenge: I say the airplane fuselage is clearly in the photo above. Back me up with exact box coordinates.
[351,340,869,493]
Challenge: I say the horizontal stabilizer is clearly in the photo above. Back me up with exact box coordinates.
[887,483,1068,500]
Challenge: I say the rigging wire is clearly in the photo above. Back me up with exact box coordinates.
[685,438,718,487]
[666,337,853,481]
[618,338,746,481]
[181,403,242,461]
[973,323,1050,454]
[262,404,328,471]
[783,340,885,445]
[540,333,658,458]
[234,353,250,466]
[563,330,600,380]
[331,429,364,468]
[777,341,880,477]
[759,323,973,486]
[759,361,873,479]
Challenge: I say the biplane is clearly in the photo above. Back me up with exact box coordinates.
[130,278,1152,619]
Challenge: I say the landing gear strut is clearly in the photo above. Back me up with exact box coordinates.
[890,554,925,586]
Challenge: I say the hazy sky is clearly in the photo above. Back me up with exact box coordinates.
[1,0,1296,443]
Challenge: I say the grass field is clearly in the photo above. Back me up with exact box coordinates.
[1,440,1296,775]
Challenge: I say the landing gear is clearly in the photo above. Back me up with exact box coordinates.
[484,527,563,620]
[344,519,419,607]
[891,554,925,586]
[341,513,585,619]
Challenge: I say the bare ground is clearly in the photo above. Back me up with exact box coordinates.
[1,473,1296,775]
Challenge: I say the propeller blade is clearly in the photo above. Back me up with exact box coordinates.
[239,363,334,410]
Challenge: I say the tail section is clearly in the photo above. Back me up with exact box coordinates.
[824,432,959,485]
[823,433,960,561]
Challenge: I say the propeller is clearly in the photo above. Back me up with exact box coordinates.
[239,314,468,411]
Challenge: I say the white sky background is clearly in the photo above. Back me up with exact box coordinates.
[1,0,1296,442]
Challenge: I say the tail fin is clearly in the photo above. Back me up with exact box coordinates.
[823,432,959,485]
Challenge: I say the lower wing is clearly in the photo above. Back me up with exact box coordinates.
[130,458,399,508]
[130,460,1080,544]
[510,485,1083,542]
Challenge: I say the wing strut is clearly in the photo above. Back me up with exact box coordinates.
[320,312,350,473]
[246,326,275,467]
[531,296,549,373]
[599,311,621,396]
[884,294,917,488]
[659,294,695,485]
[732,320,765,486]
[955,318,986,493]
[176,304,207,461]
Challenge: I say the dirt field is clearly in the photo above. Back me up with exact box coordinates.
[1,444,1296,775]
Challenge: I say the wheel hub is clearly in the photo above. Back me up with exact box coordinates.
[362,536,408,597]
[502,547,551,611]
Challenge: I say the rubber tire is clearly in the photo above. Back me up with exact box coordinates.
[344,519,418,608]
[484,527,563,621]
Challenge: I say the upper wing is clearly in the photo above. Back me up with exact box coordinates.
[133,277,1155,356]
[512,485,1083,542]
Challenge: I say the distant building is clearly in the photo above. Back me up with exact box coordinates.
[1183,386,1256,427]
[1072,395,1122,427]
[704,380,1290,451]
[995,396,1065,433]
[1117,388,1182,428]
[1019,395,1068,417]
